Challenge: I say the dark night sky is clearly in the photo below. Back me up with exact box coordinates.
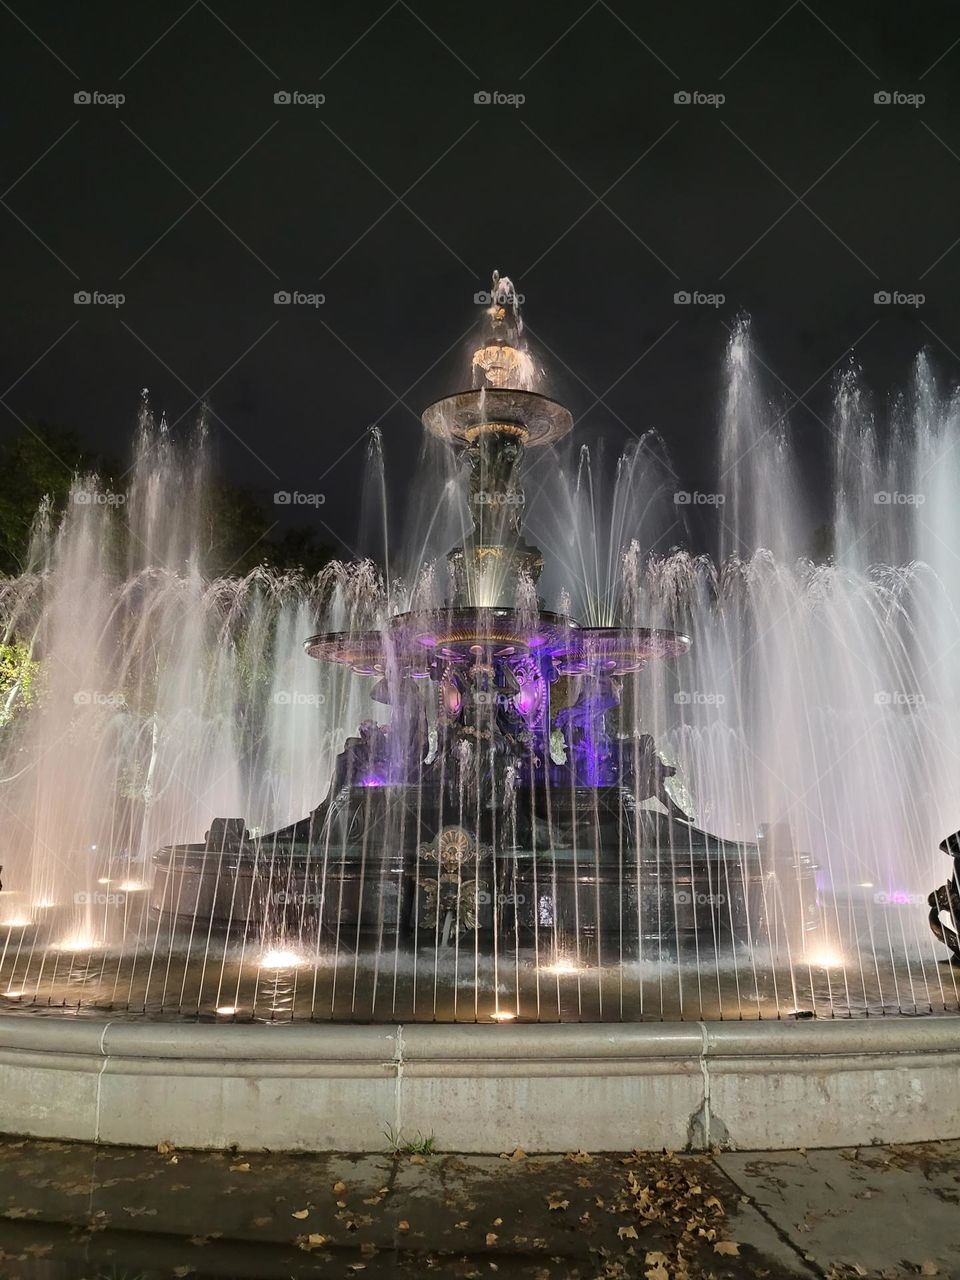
[2,1,959,558]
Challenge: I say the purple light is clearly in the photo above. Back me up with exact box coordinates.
[360,774,385,787]
[527,634,545,648]
[516,684,539,715]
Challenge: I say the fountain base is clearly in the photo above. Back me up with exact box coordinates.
[1,1014,957,1153]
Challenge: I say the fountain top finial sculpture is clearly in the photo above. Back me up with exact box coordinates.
[422,271,572,447]
[471,271,530,390]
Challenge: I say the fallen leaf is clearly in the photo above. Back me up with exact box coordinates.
[546,1193,569,1211]
[920,1266,939,1277]
[714,1240,740,1256]
[618,1225,639,1240]
[486,1232,498,1246]
[157,1141,175,1154]
[645,1264,668,1280]
[296,1232,330,1252]
[454,1220,469,1229]
[173,1269,194,1278]
[333,1181,347,1194]
[291,1208,309,1219]
[397,1220,410,1233]
[230,1162,250,1172]
[567,1149,593,1164]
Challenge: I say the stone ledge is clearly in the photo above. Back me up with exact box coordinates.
[0,1014,956,1152]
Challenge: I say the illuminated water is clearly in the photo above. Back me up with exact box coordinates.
[1,324,958,1021]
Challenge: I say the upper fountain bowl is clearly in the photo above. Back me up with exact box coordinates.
[421,388,573,448]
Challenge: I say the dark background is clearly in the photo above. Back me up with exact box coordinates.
[1,0,957,563]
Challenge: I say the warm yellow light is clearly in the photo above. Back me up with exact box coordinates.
[804,945,846,969]
[117,880,146,892]
[54,931,100,952]
[4,990,24,999]
[546,959,582,976]
[216,1005,237,1016]
[491,1009,516,1021]
[260,947,303,970]
[858,881,874,889]
[1,917,31,928]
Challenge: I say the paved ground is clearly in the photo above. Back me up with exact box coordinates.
[0,1134,955,1279]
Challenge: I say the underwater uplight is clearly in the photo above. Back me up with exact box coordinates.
[53,931,101,952]
[3,990,24,1000]
[804,945,846,970]
[259,947,304,970]
[216,1005,238,1016]
[490,1009,517,1021]
[1,916,32,929]
[117,880,146,892]
[545,958,583,976]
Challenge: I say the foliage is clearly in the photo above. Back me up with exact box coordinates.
[0,425,336,578]
[202,484,336,577]
[383,1125,437,1155]
[0,423,104,573]
[0,641,40,727]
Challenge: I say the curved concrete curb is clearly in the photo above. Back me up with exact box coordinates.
[0,1015,957,1153]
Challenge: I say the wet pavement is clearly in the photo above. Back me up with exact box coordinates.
[0,1133,955,1279]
